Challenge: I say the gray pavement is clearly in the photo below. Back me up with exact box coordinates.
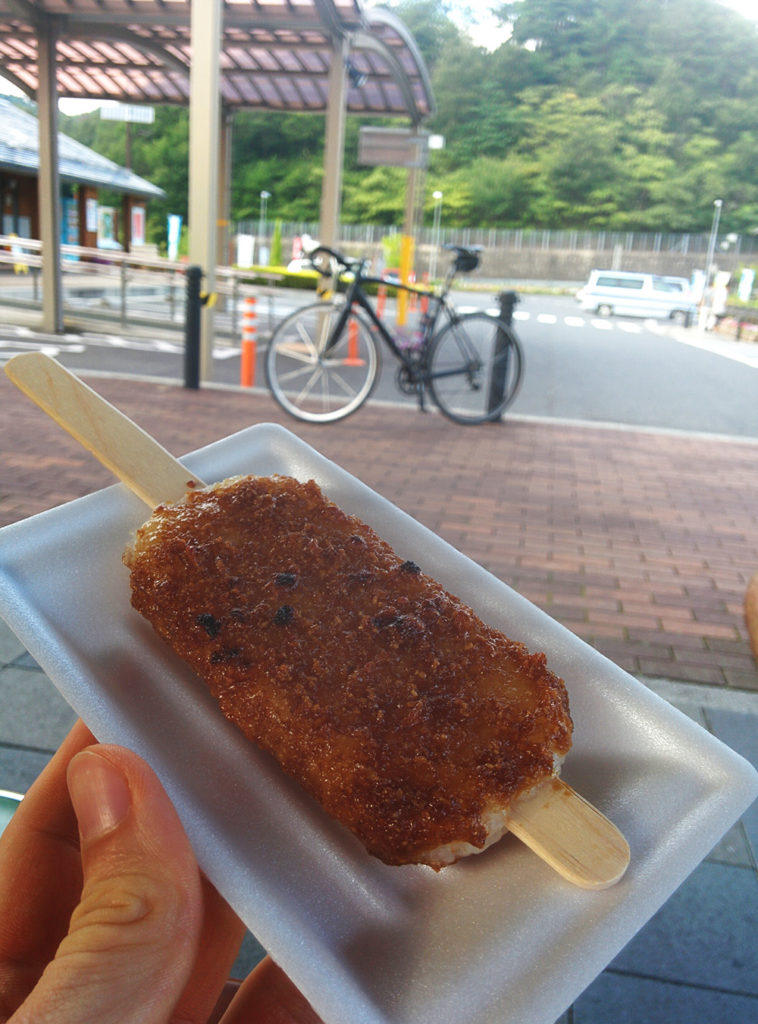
[0,368,757,1022]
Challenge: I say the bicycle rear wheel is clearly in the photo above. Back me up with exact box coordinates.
[265,300,380,423]
[427,312,523,424]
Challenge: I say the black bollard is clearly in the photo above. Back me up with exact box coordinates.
[487,291,519,416]
[497,290,519,327]
[184,264,203,389]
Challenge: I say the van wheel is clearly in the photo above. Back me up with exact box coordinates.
[597,304,613,317]
[670,310,690,327]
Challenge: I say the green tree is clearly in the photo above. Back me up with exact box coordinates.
[57,0,758,235]
[387,1,462,70]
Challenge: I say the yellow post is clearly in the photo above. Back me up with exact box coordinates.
[397,234,414,325]
[10,235,28,275]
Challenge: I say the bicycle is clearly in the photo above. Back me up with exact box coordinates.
[265,244,524,424]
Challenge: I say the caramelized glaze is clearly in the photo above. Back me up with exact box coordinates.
[125,475,572,867]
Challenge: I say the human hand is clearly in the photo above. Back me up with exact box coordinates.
[0,719,323,1023]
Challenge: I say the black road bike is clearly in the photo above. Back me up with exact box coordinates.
[265,244,524,424]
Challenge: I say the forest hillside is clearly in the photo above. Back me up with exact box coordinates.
[58,0,758,242]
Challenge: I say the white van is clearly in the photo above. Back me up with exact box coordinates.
[576,270,696,324]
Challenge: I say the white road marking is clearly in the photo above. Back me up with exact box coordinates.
[0,342,69,361]
[78,335,184,354]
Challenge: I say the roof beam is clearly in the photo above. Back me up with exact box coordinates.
[63,24,190,77]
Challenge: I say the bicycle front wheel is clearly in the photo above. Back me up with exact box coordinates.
[427,312,524,424]
[265,301,380,423]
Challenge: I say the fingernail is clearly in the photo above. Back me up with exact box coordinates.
[68,750,131,843]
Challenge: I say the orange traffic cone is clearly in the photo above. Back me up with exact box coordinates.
[241,296,256,387]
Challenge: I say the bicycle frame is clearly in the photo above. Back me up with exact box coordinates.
[327,267,457,380]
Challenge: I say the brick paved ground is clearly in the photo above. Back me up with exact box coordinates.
[2,368,758,1024]
[1,370,757,691]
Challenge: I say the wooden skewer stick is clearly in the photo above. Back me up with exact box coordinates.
[4,352,204,507]
[508,778,629,890]
[4,352,630,889]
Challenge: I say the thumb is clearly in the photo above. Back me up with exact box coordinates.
[11,747,203,1024]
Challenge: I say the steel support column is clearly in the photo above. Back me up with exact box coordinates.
[218,108,234,275]
[37,19,63,334]
[188,0,222,381]
[319,36,348,248]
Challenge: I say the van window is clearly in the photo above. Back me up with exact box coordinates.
[653,277,684,292]
[595,275,644,290]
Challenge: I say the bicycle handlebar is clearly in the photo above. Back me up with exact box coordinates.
[304,243,482,284]
[304,246,364,276]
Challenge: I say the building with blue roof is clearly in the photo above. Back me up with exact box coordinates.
[0,96,164,252]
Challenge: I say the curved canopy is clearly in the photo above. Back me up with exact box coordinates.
[0,0,435,374]
[0,0,435,123]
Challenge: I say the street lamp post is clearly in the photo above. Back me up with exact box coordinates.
[258,190,271,260]
[700,198,723,328]
[430,190,443,281]
[705,198,723,288]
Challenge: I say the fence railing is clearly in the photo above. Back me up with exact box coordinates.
[0,236,287,338]
[235,222,758,257]
[2,226,753,338]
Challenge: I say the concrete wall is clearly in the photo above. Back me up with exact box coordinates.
[333,239,744,286]
[474,247,732,283]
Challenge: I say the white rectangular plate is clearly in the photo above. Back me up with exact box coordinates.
[1,423,756,1024]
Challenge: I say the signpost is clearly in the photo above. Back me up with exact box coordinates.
[358,128,445,322]
[100,102,155,169]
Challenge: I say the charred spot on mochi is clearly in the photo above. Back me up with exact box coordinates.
[372,609,424,640]
[400,560,421,574]
[275,572,297,588]
[210,648,241,663]
[196,613,221,637]
[274,604,295,626]
[372,609,401,630]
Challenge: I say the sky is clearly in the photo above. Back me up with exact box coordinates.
[718,0,758,18]
[458,0,758,50]
[1,0,757,107]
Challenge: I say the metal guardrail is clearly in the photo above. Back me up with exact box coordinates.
[0,235,286,339]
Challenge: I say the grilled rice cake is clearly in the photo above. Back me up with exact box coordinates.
[124,475,572,868]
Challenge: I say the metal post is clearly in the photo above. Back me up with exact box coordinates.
[184,264,203,389]
[188,0,222,382]
[37,20,64,334]
[487,291,519,417]
[120,257,127,328]
[699,198,723,328]
[705,199,723,289]
[430,190,442,281]
[319,37,348,249]
[259,190,270,246]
